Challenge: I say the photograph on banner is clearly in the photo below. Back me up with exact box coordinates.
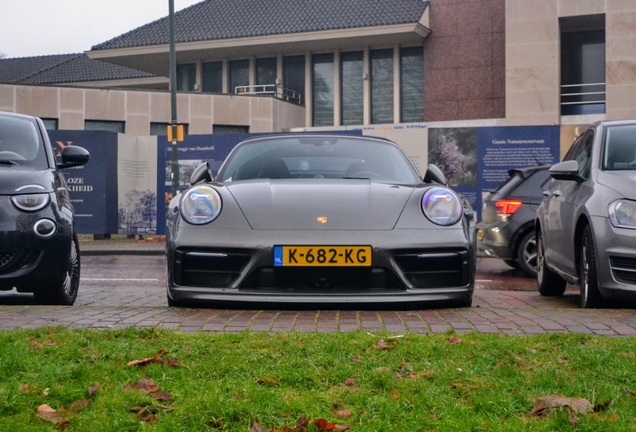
[427,128,478,186]
[117,135,158,236]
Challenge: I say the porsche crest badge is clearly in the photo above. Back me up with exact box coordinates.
[317,216,328,224]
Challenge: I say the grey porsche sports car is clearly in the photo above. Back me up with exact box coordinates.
[166,134,476,307]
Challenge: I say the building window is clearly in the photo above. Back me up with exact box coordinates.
[560,15,606,116]
[213,125,249,135]
[41,118,58,131]
[84,120,125,133]
[229,60,249,93]
[371,49,394,124]
[177,64,196,91]
[202,62,222,93]
[150,122,189,136]
[312,53,334,127]
[256,57,277,87]
[284,55,305,104]
[341,51,364,126]
[400,47,424,123]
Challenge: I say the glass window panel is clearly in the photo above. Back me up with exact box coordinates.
[341,51,363,126]
[202,62,222,93]
[213,125,250,135]
[150,122,189,136]
[256,57,277,86]
[400,47,424,123]
[84,120,125,133]
[283,55,305,104]
[371,49,394,124]
[229,60,249,93]
[41,118,58,130]
[312,53,334,127]
[176,64,196,91]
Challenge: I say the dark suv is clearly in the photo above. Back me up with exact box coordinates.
[0,112,89,304]
[477,165,552,277]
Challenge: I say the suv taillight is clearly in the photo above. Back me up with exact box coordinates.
[495,199,522,218]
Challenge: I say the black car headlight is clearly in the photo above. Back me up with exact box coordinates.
[10,193,50,212]
[421,187,463,226]
[180,186,222,225]
[609,199,636,229]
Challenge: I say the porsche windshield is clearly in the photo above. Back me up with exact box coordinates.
[603,124,636,171]
[217,136,421,185]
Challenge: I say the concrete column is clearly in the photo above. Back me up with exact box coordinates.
[393,45,401,124]
[305,52,312,127]
[334,49,341,126]
[222,59,229,93]
[363,47,371,125]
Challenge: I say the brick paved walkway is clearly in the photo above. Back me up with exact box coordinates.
[1,244,635,335]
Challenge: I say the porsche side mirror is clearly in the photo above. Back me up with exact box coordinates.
[190,162,214,185]
[423,164,447,185]
[57,145,90,169]
[549,160,584,183]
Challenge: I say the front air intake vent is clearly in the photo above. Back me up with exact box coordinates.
[394,250,470,288]
[173,249,251,287]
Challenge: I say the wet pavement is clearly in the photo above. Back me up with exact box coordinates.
[0,239,635,335]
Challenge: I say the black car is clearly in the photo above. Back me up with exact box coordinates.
[0,112,89,305]
[477,165,551,277]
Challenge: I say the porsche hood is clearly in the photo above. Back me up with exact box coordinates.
[225,180,415,230]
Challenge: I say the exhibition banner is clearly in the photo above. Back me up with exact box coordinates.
[48,130,118,234]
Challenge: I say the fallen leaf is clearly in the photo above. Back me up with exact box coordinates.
[124,377,160,394]
[568,408,579,426]
[345,377,356,387]
[519,364,532,370]
[128,349,169,367]
[494,361,504,369]
[557,358,569,364]
[607,413,619,422]
[447,337,462,345]
[374,339,396,349]
[391,388,400,401]
[153,391,173,401]
[88,382,101,397]
[331,409,351,418]
[531,394,594,417]
[257,377,280,385]
[69,399,91,411]
[30,339,56,350]
[250,420,268,432]
[36,404,73,429]
[19,384,30,393]
[398,371,433,380]
[130,406,159,423]
[350,355,362,361]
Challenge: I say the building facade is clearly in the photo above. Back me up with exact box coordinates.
[0,0,634,135]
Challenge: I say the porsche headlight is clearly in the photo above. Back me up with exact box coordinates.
[180,186,222,225]
[11,193,50,212]
[421,187,463,226]
[609,200,636,229]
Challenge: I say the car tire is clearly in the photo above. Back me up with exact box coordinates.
[579,225,603,308]
[536,228,566,296]
[516,231,538,278]
[34,233,80,306]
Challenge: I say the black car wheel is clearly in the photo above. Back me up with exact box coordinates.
[536,228,566,296]
[34,233,80,305]
[516,231,538,278]
[579,225,603,308]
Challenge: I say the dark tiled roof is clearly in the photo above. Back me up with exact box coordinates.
[92,0,429,51]
[0,54,155,85]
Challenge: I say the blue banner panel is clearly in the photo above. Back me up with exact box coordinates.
[48,131,118,234]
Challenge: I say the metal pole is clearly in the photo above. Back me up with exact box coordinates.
[169,0,179,196]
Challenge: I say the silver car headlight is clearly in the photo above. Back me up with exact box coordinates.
[421,187,463,226]
[10,193,50,212]
[609,200,636,229]
[180,186,222,225]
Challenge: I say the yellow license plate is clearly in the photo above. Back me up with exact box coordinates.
[274,246,372,267]
[477,229,485,241]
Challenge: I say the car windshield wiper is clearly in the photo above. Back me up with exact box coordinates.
[343,176,371,180]
[0,159,19,166]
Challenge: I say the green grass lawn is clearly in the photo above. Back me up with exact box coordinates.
[1,327,635,431]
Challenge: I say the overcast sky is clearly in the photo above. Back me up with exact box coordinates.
[0,0,203,58]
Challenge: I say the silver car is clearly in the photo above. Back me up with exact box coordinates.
[166,134,476,308]
[536,120,636,308]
